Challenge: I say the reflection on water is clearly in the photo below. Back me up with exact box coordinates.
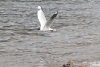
[0,0,100,67]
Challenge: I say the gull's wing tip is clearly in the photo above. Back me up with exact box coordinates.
[54,11,58,14]
[51,11,58,19]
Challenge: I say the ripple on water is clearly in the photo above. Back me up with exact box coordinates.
[0,0,100,67]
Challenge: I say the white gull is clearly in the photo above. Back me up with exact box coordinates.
[37,6,58,31]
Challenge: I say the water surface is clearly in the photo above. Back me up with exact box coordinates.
[0,0,100,67]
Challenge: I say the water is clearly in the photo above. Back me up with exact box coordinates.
[0,0,100,67]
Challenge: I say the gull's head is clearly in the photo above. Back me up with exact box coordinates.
[38,6,42,10]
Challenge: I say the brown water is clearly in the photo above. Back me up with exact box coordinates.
[0,0,100,67]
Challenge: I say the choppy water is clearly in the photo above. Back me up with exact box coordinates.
[0,0,100,67]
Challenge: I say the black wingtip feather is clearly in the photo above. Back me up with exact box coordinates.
[51,11,58,19]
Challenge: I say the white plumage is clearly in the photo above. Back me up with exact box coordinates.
[37,6,58,31]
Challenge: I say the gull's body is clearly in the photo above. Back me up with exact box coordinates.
[37,6,58,31]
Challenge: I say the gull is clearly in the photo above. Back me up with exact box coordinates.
[37,6,58,31]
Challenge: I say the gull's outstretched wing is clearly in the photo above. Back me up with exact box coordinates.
[37,6,47,29]
[44,11,58,28]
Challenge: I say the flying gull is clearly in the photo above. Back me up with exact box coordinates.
[37,6,58,31]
